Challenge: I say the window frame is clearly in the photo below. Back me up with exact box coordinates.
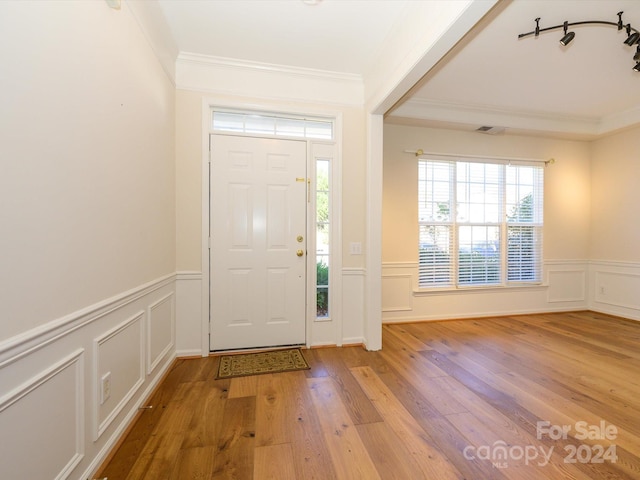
[418,154,544,291]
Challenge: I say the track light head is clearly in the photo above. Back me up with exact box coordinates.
[559,21,575,46]
[560,31,575,46]
[634,46,640,62]
[624,31,640,45]
[634,62,640,72]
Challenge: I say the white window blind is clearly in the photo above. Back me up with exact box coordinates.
[418,156,543,288]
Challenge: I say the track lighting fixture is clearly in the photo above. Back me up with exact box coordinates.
[559,21,575,46]
[624,31,640,46]
[519,11,640,71]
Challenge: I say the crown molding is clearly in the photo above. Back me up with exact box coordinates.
[176,52,365,106]
[177,52,363,84]
[388,97,640,139]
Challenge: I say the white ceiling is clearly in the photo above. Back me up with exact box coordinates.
[157,0,410,76]
[156,0,640,139]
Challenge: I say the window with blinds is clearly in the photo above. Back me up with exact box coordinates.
[418,156,543,288]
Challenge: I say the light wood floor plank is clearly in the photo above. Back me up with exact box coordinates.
[253,443,297,480]
[98,311,640,480]
[211,396,256,480]
[254,373,292,447]
[307,376,381,480]
[228,374,258,399]
[283,371,337,480]
[350,365,465,480]
[169,446,216,480]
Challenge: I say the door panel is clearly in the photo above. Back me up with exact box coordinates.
[210,134,307,351]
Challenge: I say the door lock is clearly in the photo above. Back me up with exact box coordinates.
[297,235,304,243]
[296,249,304,257]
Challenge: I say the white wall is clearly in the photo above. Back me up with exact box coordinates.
[382,123,592,321]
[0,0,176,340]
[0,1,177,478]
[589,125,640,320]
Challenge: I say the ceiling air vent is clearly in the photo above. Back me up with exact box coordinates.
[476,126,505,135]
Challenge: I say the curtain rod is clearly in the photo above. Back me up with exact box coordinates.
[403,149,555,165]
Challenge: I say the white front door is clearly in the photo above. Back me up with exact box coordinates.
[209,134,307,351]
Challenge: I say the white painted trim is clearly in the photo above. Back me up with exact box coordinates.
[382,305,584,324]
[178,52,362,83]
[389,92,640,139]
[413,284,549,297]
[201,99,212,357]
[380,262,417,270]
[0,349,85,480]
[389,97,602,138]
[364,113,384,351]
[589,259,640,269]
[176,349,204,358]
[545,259,590,265]
[179,55,364,106]
[93,312,145,440]
[0,274,175,369]
[176,271,203,281]
[342,267,366,276]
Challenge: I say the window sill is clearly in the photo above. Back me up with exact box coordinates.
[414,283,548,297]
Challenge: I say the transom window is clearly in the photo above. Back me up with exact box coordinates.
[418,156,544,288]
[212,110,333,140]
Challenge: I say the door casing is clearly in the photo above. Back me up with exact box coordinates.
[200,101,343,355]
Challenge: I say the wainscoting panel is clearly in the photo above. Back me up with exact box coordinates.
[381,274,413,312]
[382,260,589,323]
[547,268,587,303]
[148,293,175,373]
[0,350,84,480]
[590,261,640,320]
[342,268,365,346]
[94,312,145,440]
[0,274,177,480]
[175,272,203,357]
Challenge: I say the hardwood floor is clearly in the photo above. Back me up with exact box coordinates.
[98,311,640,479]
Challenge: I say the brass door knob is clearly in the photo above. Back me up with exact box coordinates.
[296,249,304,257]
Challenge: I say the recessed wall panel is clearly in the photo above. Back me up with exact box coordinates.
[547,270,586,303]
[148,293,175,373]
[0,351,84,480]
[595,271,640,309]
[95,312,144,438]
[382,274,413,312]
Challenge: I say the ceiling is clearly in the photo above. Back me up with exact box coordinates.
[157,0,410,76]
[156,0,640,139]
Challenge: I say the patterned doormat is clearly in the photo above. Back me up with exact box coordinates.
[215,348,310,379]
